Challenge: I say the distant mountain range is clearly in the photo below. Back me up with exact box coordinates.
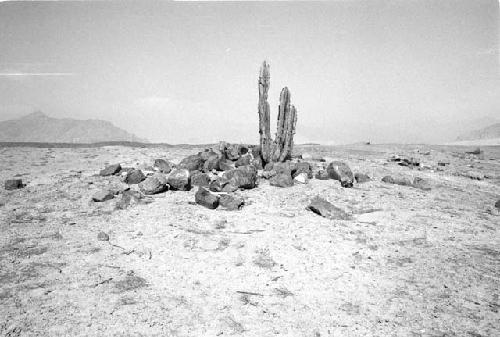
[0,111,145,144]
[457,123,500,141]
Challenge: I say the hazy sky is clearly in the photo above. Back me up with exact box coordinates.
[0,0,498,144]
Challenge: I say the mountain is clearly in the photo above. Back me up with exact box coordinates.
[456,123,500,141]
[0,111,146,143]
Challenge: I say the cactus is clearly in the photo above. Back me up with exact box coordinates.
[258,61,297,164]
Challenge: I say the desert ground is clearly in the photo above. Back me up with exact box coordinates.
[0,143,499,337]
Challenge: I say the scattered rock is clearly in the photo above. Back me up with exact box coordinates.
[125,169,146,184]
[412,177,432,191]
[167,169,191,191]
[92,189,115,202]
[293,172,309,184]
[464,171,484,180]
[315,169,329,180]
[219,194,244,210]
[115,190,143,209]
[354,173,370,183]
[153,159,173,174]
[178,154,205,172]
[97,231,109,241]
[381,175,413,186]
[5,179,24,190]
[191,171,211,187]
[139,175,168,195]
[222,166,257,189]
[195,187,219,209]
[99,163,122,176]
[327,161,354,187]
[307,196,351,220]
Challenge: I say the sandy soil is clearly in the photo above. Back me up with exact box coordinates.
[0,144,499,337]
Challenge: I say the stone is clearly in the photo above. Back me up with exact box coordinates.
[354,173,370,183]
[195,187,219,209]
[315,169,329,180]
[412,177,432,191]
[218,160,236,171]
[209,177,229,192]
[307,196,351,220]
[203,155,220,172]
[97,231,109,241]
[139,175,168,195]
[92,189,115,202]
[5,179,23,190]
[235,155,252,167]
[495,200,500,210]
[153,159,173,174]
[167,169,191,191]
[465,171,484,180]
[270,169,294,188]
[125,169,146,184]
[292,162,313,179]
[293,172,309,184]
[99,163,121,176]
[115,190,143,209]
[191,171,210,187]
[219,194,244,210]
[222,165,257,189]
[178,154,205,172]
[327,161,354,187]
[381,175,413,186]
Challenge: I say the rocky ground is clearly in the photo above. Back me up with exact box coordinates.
[0,143,499,337]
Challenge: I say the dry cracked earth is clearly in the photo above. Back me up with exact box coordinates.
[0,144,499,337]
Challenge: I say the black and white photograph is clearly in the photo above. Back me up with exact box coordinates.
[0,0,499,336]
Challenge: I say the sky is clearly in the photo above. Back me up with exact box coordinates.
[0,0,498,144]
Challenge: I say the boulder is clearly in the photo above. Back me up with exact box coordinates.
[209,177,229,192]
[195,187,219,209]
[125,169,146,184]
[178,154,205,172]
[327,161,354,187]
[219,194,244,210]
[222,165,257,189]
[292,162,313,179]
[92,189,115,202]
[167,169,191,191]
[307,196,351,220]
[5,179,23,190]
[139,175,168,195]
[220,143,240,160]
[293,172,309,184]
[235,155,252,167]
[219,160,236,171]
[251,156,264,170]
[191,171,210,187]
[466,147,482,155]
[354,173,370,183]
[270,169,294,188]
[97,231,110,241]
[200,149,218,161]
[99,163,121,176]
[154,159,173,174]
[203,155,220,172]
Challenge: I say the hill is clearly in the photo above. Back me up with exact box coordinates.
[456,123,500,142]
[0,111,145,143]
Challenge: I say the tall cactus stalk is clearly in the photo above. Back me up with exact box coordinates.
[258,61,297,164]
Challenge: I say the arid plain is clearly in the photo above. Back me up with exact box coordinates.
[1,143,499,337]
